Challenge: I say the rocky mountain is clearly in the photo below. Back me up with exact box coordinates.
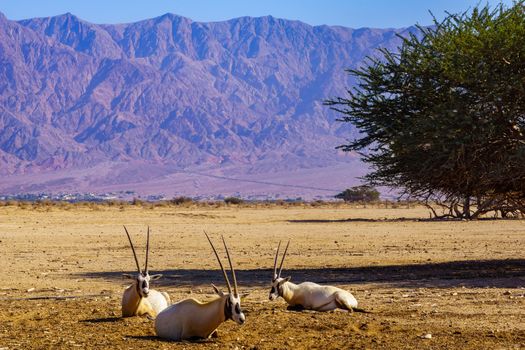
[0,12,413,198]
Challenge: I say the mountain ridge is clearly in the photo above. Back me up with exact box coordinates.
[0,11,412,198]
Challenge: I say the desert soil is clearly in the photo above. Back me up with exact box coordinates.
[0,204,524,349]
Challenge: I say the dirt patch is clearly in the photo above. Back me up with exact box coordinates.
[0,205,524,349]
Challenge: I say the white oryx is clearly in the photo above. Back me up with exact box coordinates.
[121,226,170,318]
[269,240,365,313]
[155,231,245,341]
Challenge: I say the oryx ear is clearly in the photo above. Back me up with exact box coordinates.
[211,283,224,296]
[149,274,163,280]
[122,273,135,279]
[281,276,291,283]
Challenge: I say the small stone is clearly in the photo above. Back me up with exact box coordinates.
[503,291,511,295]
[421,333,432,339]
[26,288,35,293]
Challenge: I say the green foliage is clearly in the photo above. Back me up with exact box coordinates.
[335,186,380,202]
[224,197,244,205]
[326,2,525,218]
[171,196,194,205]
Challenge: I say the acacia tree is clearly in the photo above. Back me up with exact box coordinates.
[326,3,525,219]
[335,185,380,203]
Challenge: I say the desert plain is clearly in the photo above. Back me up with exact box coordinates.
[0,203,524,349]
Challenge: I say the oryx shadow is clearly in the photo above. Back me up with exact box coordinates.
[77,258,525,289]
[81,317,122,323]
[124,335,160,341]
[126,335,215,344]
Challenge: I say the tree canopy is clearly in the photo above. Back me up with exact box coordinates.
[335,185,380,203]
[326,2,525,218]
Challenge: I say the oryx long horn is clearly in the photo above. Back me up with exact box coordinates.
[221,235,238,297]
[123,226,142,274]
[273,241,282,279]
[204,231,232,294]
[278,240,290,278]
[144,226,150,273]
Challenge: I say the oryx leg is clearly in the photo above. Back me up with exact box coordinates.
[286,304,305,311]
[161,292,171,305]
[136,299,158,318]
[334,291,357,312]
[315,300,339,312]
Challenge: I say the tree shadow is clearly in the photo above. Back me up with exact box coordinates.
[288,217,523,223]
[76,259,525,289]
[288,218,415,223]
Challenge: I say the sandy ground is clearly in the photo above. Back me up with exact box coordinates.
[0,204,524,349]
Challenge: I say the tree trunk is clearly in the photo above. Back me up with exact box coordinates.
[463,196,471,219]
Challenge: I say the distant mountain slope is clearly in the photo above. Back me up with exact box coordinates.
[0,12,413,198]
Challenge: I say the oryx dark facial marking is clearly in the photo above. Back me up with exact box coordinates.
[205,231,246,325]
[269,240,290,300]
[267,239,362,313]
[154,232,246,341]
[122,226,169,318]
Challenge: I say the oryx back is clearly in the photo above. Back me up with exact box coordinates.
[154,232,245,341]
[269,240,360,312]
[155,298,225,341]
[296,282,358,310]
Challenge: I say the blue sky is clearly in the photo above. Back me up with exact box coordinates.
[0,0,515,28]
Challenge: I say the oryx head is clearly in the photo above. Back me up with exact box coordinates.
[123,226,163,298]
[205,231,246,326]
[269,240,291,301]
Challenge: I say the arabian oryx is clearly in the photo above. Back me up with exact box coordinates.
[269,240,366,313]
[121,226,170,318]
[155,231,245,341]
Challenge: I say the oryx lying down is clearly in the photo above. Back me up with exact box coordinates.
[269,240,365,312]
[155,232,245,341]
[121,226,170,318]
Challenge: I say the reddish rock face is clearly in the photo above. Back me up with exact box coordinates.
[0,12,415,196]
